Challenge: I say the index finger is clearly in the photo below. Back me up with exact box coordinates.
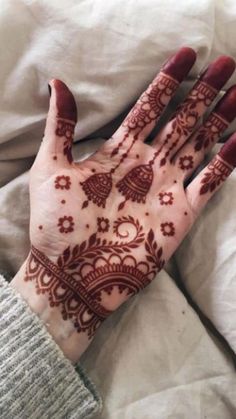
[112,47,196,151]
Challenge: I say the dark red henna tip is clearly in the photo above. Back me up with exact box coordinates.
[214,85,236,122]
[200,56,235,90]
[161,47,196,82]
[53,79,77,122]
[219,133,236,167]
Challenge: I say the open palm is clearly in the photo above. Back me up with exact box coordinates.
[25,47,236,359]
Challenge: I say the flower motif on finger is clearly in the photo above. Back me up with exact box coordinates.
[160,222,175,237]
[58,216,74,233]
[158,191,174,206]
[179,155,194,171]
[55,175,71,190]
[97,217,110,233]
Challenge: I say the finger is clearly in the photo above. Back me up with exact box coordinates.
[111,47,196,155]
[173,85,236,182]
[152,56,235,165]
[36,79,77,166]
[185,133,236,216]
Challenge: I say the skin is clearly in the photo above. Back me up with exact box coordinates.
[11,47,236,363]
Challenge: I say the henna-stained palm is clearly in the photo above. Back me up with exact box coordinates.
[12,49,236,362]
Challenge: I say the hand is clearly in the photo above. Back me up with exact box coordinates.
[12,47,236,363]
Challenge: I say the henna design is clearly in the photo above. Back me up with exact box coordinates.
[121,73,178,138]
[55,118,75,164]
[97,217,110,233]
[158,192,174,205]
[55,175,71,190]
[194,113,228,152]
[114,81,217,210]
[158,81,217,166]
[160,222,175,237]
[25,218,165,338]
[57,216,74,233]
[179,155,194,171]
[80,74,178,209]
[200,156,232,195]
[116,164,153,210]
[145,229,165,271]
[80,172,112,209]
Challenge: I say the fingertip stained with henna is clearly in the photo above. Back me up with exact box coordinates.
[219,133,236,167]
[52,79,77,122]
[161,47,196,82]
[200,56,235,90]
[214,85,236,122]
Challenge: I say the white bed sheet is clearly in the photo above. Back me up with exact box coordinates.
[0,1,236,417]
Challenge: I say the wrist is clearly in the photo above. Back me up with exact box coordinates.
[11,254,91,364]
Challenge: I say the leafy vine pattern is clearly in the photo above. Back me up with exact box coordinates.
[25,217,165,338]
[200,156,233,195]
[194,112,228,152]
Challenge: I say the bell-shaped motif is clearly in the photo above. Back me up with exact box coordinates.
[116,164,153,210]
[80,172,113,208]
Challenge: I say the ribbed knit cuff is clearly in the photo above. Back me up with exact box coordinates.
[0,275,102,419]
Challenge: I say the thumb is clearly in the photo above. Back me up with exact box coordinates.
[38,79,77,166]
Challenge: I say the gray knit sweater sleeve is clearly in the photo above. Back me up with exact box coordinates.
[0,275,102,419]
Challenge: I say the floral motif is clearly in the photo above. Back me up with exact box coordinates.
[160,222,175,237]
[123,74,179,131]
[97,217,110,233]
[55,175,71,190]
[58,216,74,233]
[179,155,194,171]
[158,191,174,205]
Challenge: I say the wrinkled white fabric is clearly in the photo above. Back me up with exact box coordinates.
[0,0,236,418]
